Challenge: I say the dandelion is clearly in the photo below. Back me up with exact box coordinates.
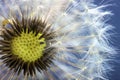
[0,0,115,80]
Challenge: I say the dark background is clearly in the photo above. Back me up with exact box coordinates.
[95,0,120,80]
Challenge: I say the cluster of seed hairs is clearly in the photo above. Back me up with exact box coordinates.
[0,14,56,78]
[0,0,116,80]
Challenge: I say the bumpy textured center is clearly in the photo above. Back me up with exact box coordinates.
[11,31,46,62]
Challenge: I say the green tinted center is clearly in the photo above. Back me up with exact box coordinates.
[11,31,46,62]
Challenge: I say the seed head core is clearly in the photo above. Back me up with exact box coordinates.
[11,31,46,62]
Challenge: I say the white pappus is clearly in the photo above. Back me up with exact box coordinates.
[0,0,115,80]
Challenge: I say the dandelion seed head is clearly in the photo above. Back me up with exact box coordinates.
[0,0,115,80]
